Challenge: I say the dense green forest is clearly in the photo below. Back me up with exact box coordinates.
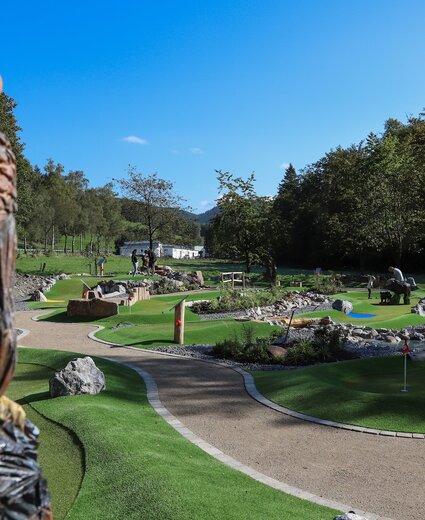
[206,112,425,273]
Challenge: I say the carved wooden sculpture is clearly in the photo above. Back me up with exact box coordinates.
[0,128,52,517]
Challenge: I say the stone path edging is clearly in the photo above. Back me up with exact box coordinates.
[81,320,425,441]
[98,357,392,520]
[237,370,425,440]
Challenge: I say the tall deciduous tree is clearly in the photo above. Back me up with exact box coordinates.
[116,167,187,249]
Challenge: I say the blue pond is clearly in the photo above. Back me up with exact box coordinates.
[347,312,376,319]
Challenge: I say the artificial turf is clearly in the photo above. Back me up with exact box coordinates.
[35,281,280,348]
[298,289,425,329]
[7,362,84,519]
[252,356,425,433]
[12,348,339,520]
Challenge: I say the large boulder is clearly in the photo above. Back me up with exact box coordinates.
[67,298,118,318]
[30,290,47,302]
[49,357,106,397]
[332,299,353,315]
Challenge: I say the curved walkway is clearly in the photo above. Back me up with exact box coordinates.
[16,311,425,520]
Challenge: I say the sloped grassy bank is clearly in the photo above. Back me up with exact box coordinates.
[13,348,339,520]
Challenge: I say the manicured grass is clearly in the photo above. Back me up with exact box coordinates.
[14,348,338,520]
[36,286,280,348]
[7,361,84,520]
[252,356,425,433]
[298,289,425,329]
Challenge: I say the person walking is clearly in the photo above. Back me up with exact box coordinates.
[131,249,138,277]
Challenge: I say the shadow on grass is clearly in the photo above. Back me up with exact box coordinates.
[18,390,52,406]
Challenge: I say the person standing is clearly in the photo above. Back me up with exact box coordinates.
[367,275,376,299]
[148,248,157,275]
[131,249,138,277]
[97,257,106,277]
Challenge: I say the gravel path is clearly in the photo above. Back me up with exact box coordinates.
[15,311,425,520]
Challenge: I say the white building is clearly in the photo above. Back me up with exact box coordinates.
[162,245,200,259]
[119,241,162,257]
[119,241,202,259]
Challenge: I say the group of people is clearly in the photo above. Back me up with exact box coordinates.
[366,266,416,299]
[131,248,157,276]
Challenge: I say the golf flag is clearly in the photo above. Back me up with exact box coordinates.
[402,341,410,354]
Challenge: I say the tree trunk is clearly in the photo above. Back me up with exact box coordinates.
[23,233,27,254]
[64,234,68,254]
[79,233,83,253]
[44,230,48,254]
[245,252,251,274]
[51,225,55,253]
[71,234,75,254]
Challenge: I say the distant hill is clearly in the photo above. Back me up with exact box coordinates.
[180,206,220,224]
[195,206,220,224]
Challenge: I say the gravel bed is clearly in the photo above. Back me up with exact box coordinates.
[197,302,333,321]
[15,299,30,312]
[151,345,293,371]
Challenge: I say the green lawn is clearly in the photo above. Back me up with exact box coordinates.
[12,348,338,520]
[252,356,425,433]
[298,289,425,329]
[36,284,280,348]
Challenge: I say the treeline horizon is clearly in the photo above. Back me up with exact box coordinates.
[0,92,203,255]
[206,111,425,274]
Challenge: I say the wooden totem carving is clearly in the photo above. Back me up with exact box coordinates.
[0,127,52,516]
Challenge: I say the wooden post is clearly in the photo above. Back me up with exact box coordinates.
[174,297,186,344]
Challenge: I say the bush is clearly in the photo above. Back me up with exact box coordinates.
[284,327,354,366]
[191,288,286,314]
[212,324,276,364]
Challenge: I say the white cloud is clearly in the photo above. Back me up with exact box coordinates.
[190,147,204,155]
[280,162,290,170]
[171,149,181,154]
[122,136,149,145]
[199,199,211,208]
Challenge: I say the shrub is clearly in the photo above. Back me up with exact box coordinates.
[213,325,277,364]
[284,327,353,366]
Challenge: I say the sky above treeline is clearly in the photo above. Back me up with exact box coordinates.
[2,0,425,212]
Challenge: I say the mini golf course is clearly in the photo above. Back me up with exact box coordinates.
[32,279,281,348]
[12,348,338,520]
[252,356,425,433]
[298,288,425,329]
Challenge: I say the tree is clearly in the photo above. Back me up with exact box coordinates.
[273,163,299,262]
[116,167,187,249]
[209,171,280,280]
[0,92,37,248]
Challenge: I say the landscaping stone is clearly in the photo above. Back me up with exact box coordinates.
[267,345,287,360]
[67,298,118,318]
[332,299,353,315]
[30,290,47,302]
[49,357,106,397]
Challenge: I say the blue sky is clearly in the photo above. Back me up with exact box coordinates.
[2,0,425,212]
